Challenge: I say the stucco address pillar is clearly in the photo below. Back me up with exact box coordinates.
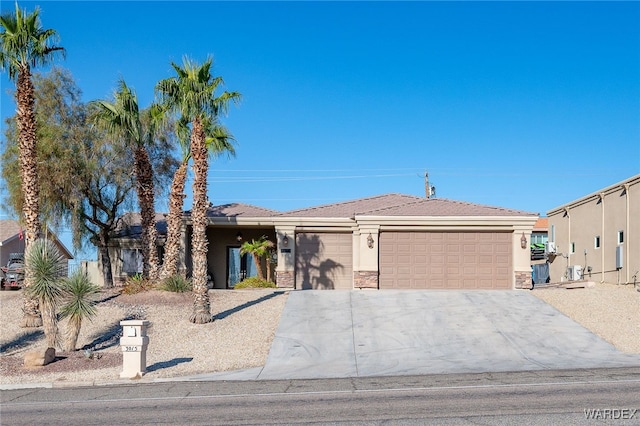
[354,225,380,289]
[275,227,296,289]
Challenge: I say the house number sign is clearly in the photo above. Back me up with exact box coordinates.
[124,346,139,352]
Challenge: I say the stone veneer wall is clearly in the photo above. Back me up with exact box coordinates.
[276,271,295,289]
[354,271,378,289]
[515,271,532,290]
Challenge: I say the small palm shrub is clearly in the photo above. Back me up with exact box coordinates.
[59,270,101,352]
[24,239,66,348]
[160,274,192,293]
[234,276,277,289]
[121,273,154,295]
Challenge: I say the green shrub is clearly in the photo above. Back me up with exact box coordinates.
[121,274,154,295]
[234,276,277,289]
[160,274,192,293]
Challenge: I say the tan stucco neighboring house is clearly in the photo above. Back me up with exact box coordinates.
[0,219,74,272]
[110,194,538,290]
[546,174,639,285]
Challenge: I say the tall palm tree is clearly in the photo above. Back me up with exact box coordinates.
[156,57,240,324]
[160,117,236,280]
[1,4,65,327]
[92,80,162,281]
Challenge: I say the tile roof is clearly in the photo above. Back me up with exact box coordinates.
[202,203,279,218]
[533,217,548,231]
[0,220,22,244]
[278,194,537,217]
[113,212,168,238]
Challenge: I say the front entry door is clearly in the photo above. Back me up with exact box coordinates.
[227,247,257,288]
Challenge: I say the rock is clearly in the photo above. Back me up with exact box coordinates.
[24,347,56,367]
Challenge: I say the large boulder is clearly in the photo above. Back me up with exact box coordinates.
[24,347,56,367]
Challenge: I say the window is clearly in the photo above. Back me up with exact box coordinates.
[594,236,600,249]
[531,234,549,245]
[617,231,624,244]
[122,249,142,275]
[570,242,575,254]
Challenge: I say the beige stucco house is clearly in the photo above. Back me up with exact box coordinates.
[110,194,538,290]
[546,174,639,285]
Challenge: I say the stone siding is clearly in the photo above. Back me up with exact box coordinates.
[276,271,295,289]
[354,271,378,289]
[515,270,532,290]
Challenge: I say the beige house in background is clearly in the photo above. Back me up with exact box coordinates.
[546,174,639,285]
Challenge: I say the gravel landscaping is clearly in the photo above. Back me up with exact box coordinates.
[1,282,638,386]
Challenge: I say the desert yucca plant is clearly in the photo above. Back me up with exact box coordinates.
[59,270,101,351]
[24,239,66,348]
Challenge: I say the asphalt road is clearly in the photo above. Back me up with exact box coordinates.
[2,368,640,425]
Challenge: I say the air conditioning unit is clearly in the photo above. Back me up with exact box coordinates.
[545,242,557,254]
[567,265,583,281]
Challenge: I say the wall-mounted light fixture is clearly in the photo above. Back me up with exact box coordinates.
[520,233,527,249]
[367,233,374,249]
[236,231,243,242]
[282,233,289,247]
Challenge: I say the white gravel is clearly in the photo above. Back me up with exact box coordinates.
[1,282,639,386]
[1,288,288,385]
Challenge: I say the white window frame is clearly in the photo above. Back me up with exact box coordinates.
[617,231,624,245]
[594,236,600,249]
[570,242,575,254]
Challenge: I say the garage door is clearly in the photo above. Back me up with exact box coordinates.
[379,232,512,289]
[295,233,353,290]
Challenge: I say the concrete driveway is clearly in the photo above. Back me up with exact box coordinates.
[188,290,640,382]
[253,290,640,380]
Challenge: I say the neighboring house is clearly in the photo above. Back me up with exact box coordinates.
[107,212,168,285]
[110,194,538,290]
[0,219,74,273]
[547,174,639,284]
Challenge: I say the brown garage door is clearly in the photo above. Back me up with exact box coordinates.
[379,232,512,289]
[295,233,353,290]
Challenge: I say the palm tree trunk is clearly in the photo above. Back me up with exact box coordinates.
[134,146,159,281]
[17,66,43,328]
[253,256,264,280]
[161,161,188,279]
[189,118,211,324]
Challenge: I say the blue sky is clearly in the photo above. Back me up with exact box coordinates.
[1,1,639,260]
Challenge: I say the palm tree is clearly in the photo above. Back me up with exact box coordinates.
[240,236,274,281]
[156,57,240,324]
[160,117,236,280]
[24,239,66,348]
[59,270,101,352]
[1,4,65,327]
[92,80,162,281]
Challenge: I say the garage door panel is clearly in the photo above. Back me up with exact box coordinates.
[296,233,352,290]
[380,232,512,290]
